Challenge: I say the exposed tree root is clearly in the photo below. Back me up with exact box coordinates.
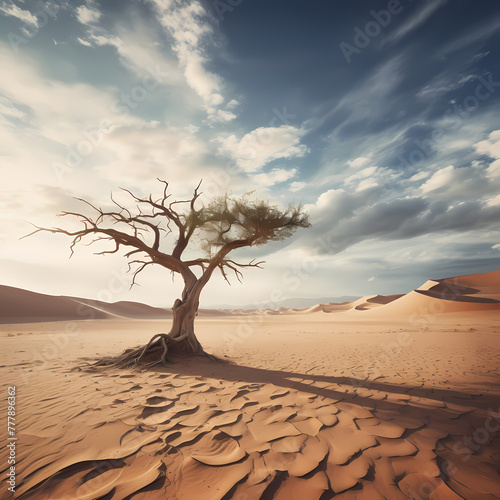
[92,332,218,370]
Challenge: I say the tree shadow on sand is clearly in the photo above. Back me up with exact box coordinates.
[147,356,499,416]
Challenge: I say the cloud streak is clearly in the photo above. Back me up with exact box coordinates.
[0,2,37,27]
[386,0,445,43]
[148,0,237,123]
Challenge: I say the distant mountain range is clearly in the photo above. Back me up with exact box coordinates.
[212,296,360,310]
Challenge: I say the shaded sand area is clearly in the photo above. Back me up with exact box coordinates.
[1,271,500,499]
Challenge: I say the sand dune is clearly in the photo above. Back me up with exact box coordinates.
[294,270,500,318]
[0,285,235,323]
[361,271,500,318]
[75,298,172,319]
[0,285,112,322]
[267,295,402,315]
[416,271,500,303]
[249,270,499,317]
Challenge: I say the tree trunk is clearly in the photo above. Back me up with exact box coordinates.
[167,290,203,354]
[109,274,212,367]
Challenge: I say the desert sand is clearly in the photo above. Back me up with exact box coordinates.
[1,271,500,499]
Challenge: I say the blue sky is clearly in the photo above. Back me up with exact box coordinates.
[1,0,500,307]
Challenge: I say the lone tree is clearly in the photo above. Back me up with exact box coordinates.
[25,180,310,365]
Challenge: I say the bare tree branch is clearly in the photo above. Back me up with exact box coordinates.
[128,259,155,289]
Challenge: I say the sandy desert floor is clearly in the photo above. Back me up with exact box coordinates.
[1,307,500,499]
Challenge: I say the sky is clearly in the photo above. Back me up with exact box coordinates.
[1,0,500,308]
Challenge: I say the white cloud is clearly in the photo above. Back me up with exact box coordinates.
[475,129,500,153]
[211,109,237,123]
[419,165,455,194]
[0,43,132,146]
[304,189,362,224]
[486,195,500,208]
[75,3,101,25]
[95,122,219,191]
[0,3,37,27]
[476,129,500,157]
[344,166,397,192]
[488,160,500,178]
[409,171,429,182]
[0,41,157,204]
[356,178,379,191]
[217,125,309,173]
[103,27,181,84]
[418,162,496,199]
[289,181,306,192]
[252,168,297,187]
[226,99,239,110]
[347,156,371,168]
[345,166,378,183]
[475,129,500,178]
[77,37,92,47]
[73,5,183,86]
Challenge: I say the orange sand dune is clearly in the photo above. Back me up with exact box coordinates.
[0,285,111,322]
[75,298,173,319]
[288,270,500,318]
[359,270,500,318]
[0,285,235,323]
[281,294,402,314]
[353,294,405,311]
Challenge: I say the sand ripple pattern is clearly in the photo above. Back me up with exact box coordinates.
[1,359,499,500]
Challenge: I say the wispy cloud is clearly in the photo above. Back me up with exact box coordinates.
[386,0,446,43]
[76,37,92,47]
[436,17,500,58]
[0,2,38,27]
[416,72,479,100]
[148,0,237,123]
